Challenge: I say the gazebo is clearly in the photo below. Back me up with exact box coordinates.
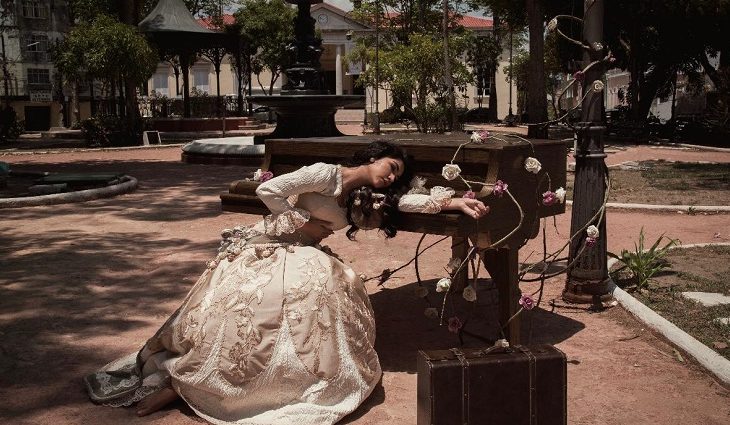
[138,0,241,118]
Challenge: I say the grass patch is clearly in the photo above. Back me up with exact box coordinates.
[567,160,730,205]
[612,245,730,360]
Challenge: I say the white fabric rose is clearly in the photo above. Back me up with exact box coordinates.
[252,169,262,181]
[586,225,600,239]
[446,257,462,274]
[441,164,462,181]
[555,187,566,203]
[415,286,429,298]
[436,278,452,293]
[524,157,542,174]
[462,286,477,302]
[592,80,605,92]
[547,18,558,31]
[408,176,429,195]
[470,132,483,143]
[424,307,439,319]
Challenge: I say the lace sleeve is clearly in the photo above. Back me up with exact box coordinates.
[255,163,342,235]
[398,186,455,214]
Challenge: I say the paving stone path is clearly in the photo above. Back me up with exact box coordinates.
[0,141,728,425]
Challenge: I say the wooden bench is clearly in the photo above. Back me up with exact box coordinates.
[221,134,568,344]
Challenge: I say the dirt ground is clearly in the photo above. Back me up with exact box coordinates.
[1,142,730,425]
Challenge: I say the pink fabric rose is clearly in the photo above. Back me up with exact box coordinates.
[573,70,585,82]
[493,180,508,197]
[519,294,535,310]
[259,171,274,182]
[542,191,558,206]
[586,236,597,247]
[463,190,476,199]
[447,316,463,333]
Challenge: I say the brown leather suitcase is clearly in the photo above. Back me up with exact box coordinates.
[417,344,567,425]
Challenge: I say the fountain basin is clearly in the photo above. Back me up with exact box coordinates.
[249,94,364,143]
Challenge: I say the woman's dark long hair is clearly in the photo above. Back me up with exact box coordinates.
[343,141,413,240]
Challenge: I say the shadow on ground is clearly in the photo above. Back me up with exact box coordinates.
[0,158,259,421]
[4,159,254,222]
[369,278,585,375]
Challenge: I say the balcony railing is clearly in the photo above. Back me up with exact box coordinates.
[0,78,54,97]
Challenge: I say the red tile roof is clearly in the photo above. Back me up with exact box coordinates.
[197,14,236,30]
[383,11,492,29]
[197,11,492,31]
[459,15,493,29]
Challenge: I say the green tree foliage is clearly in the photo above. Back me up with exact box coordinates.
[605,0,730,123]
[347,0,477,131]
[55,15,157,87]
[234,0,294,95]
[352,32,472,132]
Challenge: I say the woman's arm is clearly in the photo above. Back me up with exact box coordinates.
[398,187,489,218]
[255,163,340,236]
[440,197,490,219]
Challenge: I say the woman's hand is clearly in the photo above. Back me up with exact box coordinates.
[448,198,490,219]
[298,218,334,241]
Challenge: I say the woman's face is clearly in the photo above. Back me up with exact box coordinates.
[367,157,405,188]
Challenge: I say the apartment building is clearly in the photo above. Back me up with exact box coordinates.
[1,0,70,131]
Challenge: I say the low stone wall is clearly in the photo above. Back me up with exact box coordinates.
[149,117,252,132]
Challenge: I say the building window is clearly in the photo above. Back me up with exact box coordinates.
[26,34,48,52]
[152,73,169,97]
[22,1,49,19]
[27,68,50,86]
[474,69,491,97]
[193,69,209,93]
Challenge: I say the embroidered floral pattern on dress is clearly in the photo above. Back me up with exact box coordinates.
[263,208,311,236]
[335,270,379,380]
[284,254,337,378]
[425,186,456,213]
[229,305,262,378]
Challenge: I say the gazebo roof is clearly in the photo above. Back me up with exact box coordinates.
[138,0,215,34]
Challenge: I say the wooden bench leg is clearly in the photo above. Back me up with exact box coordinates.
[482,248,520,345]
[451,237,469,291]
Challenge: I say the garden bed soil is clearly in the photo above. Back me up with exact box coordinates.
[612,245,730,360]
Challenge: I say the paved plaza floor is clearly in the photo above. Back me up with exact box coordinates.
[1,138,729,424]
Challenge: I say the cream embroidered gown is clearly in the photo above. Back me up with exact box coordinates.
[84,163,451,425]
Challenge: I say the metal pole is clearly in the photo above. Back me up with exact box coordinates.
[506,29,515,126]
[442,0,456,130]
[563,0,612,305]
[1,35,9,107]
[373,0,380,134]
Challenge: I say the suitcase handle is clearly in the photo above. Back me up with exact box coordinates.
[449,340,526,359]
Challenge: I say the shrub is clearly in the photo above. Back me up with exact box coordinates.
[80,115,141,147]
[609,228,680,292]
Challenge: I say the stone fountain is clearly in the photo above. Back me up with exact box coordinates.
[249,0,363,143]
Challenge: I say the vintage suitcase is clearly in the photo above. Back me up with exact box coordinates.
[417,344,567,425]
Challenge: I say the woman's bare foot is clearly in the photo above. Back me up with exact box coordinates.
[135,387,178,416]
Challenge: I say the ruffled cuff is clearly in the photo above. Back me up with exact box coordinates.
[426,186,455,213]
[263,208,311,236]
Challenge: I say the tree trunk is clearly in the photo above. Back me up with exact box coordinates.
[72,80,80,126]
[525,0,548,135]
[488,13,500,122]
[120,0,141,141]
[628,56,641,120]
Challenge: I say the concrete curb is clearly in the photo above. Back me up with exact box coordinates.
[0,175,138,209]
[648,141,730,153]
[565,200,730,213]
[0,144,186,156]
[609,242,730,386]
